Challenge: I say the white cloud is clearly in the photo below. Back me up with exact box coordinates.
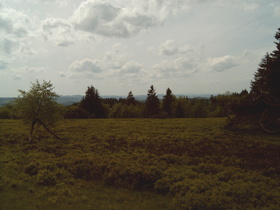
[207,55,238,72]
[160,40,178,55]
[0,4,36,58]
[71,0,175,38]
[0,6,31,38]
[152,56,198,79]
[69,59,102,73]
[160,39,192,55]
[122,61,142,73]
[41,18,76,46]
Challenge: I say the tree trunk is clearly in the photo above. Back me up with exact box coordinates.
[29,119,37,142]
[37,119,62,141]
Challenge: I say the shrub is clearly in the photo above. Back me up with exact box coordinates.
[25,162,39,176]
[37,169,57,186]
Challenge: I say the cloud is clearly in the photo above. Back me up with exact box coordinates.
[273,5,280,17]
[122,61,142,73]
[41,18,76,46]
[0,5,36,56]
[242,3,259,11]
[207,55,238,72]
[59,71,66,77]
[72,0,171,38]
[5,66,46,80]
[69,59,103,73]
[0,60,8,70]
[152,56,198,79]
[160,40,178,55]
[0,7,31,38]
[160,39,192,55]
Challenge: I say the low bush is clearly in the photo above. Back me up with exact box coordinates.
[37,169,57,186]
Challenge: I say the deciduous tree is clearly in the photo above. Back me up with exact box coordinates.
[15,80,63,141]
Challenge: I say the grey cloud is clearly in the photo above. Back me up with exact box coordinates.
[2,38,15,54]
[207,55,238,72]
[0,60,8,70]
[59,71,66,77]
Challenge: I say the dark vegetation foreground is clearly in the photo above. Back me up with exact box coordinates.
[0,118,279,209]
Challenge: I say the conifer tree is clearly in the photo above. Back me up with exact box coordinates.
[162,88,175,116]
[145,85,160,117]
[251,28,280,103]
[80,86,106,118]
[126,91,136,105]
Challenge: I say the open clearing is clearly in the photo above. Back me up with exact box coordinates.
[0,118,279,209]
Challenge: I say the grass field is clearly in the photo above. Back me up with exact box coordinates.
[0,118,279,209]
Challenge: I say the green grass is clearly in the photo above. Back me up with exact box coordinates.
[0,118,279,209]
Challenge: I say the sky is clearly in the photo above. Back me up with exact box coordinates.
[0,0,280,97]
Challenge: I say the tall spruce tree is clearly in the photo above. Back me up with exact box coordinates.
[126,91,136,105]
[145,85,160,117]
[162,88,175,116]
[251,28,280,103]
[80,86,106,118]
[242,28,280,132]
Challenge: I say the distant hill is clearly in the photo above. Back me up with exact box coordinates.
[0,94,214,107]
[0,98,16,107]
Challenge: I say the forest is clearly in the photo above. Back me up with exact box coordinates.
[0,29,279,209]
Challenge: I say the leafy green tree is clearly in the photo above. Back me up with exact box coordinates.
[174,100,185,118]
[162,88,175,117]
[64,103,88,119]
[0,103,18,119]
[80,86,107,118]
[144,85,160,117]
[15,80,63,141]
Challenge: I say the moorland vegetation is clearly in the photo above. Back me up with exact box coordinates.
[0,118,279,209]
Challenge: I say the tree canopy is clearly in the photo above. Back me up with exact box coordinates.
[80,85,107,118]
[15,80,62,141]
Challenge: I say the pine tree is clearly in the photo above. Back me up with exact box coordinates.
[145,85,160,117]
[162,88,175,116]
[80,86,106,118]
[251,28,280,103]
[126,91,136,105]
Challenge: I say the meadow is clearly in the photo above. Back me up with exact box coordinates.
[0,118,279,209]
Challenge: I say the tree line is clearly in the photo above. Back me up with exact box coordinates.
[63,85,235,119]
[0,28,279,134]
